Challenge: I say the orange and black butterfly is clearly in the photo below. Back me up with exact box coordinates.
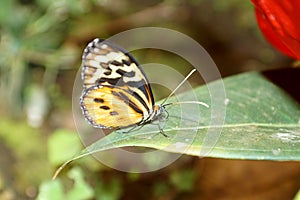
[80,39,169,134]
[80,38,208,136]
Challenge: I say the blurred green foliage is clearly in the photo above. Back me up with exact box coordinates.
[0,0,294,199]
[48,129,81,165]
[170,169,196,192]
[37,167,94,200]
[0,0,94,119]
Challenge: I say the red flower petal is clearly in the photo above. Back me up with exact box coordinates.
[252,0,300,60]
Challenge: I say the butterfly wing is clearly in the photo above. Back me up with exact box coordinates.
[80,85,149,128]
[81,38,154,111]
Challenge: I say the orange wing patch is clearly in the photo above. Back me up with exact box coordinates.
[81,85,148,128]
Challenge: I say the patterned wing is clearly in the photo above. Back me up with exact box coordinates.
[80,85,150,128]
[81,38,154,112]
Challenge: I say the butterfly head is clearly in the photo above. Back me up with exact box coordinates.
[146,105,167,123]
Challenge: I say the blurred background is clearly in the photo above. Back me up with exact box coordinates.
[0,0,298,199]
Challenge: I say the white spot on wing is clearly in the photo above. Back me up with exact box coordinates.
[94,55,110,63]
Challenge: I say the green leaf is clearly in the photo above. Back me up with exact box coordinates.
[294,189,300,200]
[36,180,65,200]
[55,69,300,176]
[38,167,94,200]
[66,167,94,200]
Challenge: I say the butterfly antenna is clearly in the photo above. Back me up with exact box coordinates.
[161,69,196,106]
[164,101,209,108]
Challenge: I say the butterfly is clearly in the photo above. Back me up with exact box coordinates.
[80,38,208,137]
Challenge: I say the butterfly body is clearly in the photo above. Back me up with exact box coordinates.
[80,38,166,131]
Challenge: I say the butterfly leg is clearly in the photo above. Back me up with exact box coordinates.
[158,123,169,138]
[118,122,169,138]
[117,125,142,134]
